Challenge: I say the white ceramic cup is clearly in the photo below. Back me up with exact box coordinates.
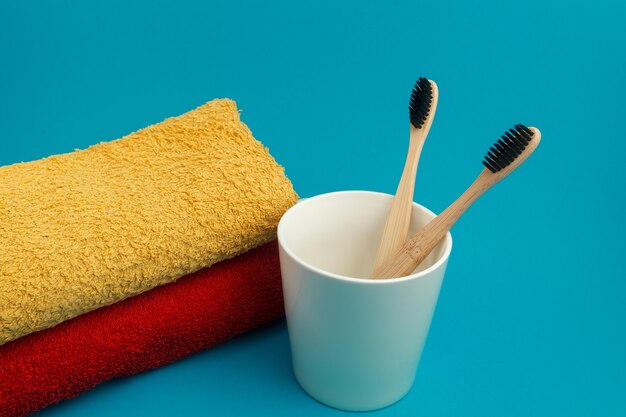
[277,191,452,411]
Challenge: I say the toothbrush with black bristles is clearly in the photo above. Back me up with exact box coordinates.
[371,77,439,277]
[372,124,542,279]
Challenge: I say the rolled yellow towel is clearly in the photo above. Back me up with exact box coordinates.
[0,99,298,345]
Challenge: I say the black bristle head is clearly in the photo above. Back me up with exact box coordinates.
[409,77,433,129]
[482,124,534,173]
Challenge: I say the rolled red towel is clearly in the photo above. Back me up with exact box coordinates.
[0,241,283,417]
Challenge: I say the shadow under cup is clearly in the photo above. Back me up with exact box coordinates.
[277,191,452,412]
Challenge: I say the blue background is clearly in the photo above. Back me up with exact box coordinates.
[1,0,625,415]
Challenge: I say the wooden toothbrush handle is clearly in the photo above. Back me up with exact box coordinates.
[372,170,493,279]
[372,132,426,271]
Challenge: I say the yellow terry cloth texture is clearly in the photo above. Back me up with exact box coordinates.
[0,99,298,345]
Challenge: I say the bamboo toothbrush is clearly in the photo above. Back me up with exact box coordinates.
[371,77,439,276]
[371,124,541,279]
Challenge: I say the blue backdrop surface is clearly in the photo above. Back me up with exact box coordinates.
[1,1,625,416]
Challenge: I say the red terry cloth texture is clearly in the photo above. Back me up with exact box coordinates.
[0,240,284,417]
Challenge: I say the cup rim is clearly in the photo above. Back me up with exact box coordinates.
[277,190,453,285]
